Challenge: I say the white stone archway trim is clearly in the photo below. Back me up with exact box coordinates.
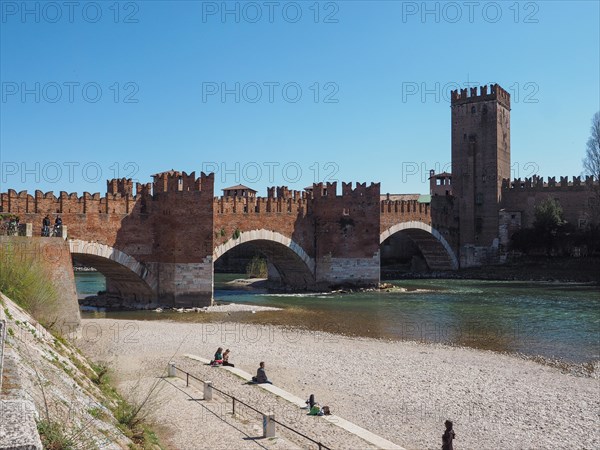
[380,221,459,270]
[68,239,158,290]
[213,229,315,273]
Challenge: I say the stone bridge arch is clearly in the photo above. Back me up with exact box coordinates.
[69,240,157,300]
[380,221,458,271]
[213,230,315,289]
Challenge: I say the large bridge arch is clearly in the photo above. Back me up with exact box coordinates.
[213,230,315,289]
[380,221,458,271]
[69,240,157,300]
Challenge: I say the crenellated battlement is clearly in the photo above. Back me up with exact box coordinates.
[380,199,430,215]
[214,194,308,215]
[0,172,217,216]
[342,181,381,197]
[107,178,134,196]
[451,83,510,109]
[265,186,306,201]
[1,188,144,215]
[212,182,382,215]
[501,175,598,191]
[312,182,338,197]
[311,181,381,198]
[152,170,214,194]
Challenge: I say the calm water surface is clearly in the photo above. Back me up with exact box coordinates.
[77,272,600,364]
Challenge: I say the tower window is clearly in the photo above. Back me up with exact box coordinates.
[476,193,483,205]
[471,106,476,114]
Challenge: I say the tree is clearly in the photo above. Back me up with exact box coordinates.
[583,112,600,224]
[533,197,565,255]
[583,111,600,181]
[534,197,564,233]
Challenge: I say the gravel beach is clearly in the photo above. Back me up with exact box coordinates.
[77,318,599,449]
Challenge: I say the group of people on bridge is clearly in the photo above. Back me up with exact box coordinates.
[1,215,20,236]
[42,215,63,237]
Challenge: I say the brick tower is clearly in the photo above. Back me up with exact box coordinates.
[451,84,511,264]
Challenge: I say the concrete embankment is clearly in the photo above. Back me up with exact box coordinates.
[0,293,131,449]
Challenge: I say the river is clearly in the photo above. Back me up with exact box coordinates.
[75,272,600,364]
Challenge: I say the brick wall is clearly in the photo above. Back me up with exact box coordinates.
[0,237,80,328]
[501,176,597,229]
[451,84,511,249]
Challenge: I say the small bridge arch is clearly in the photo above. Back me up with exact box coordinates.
[69,240,157,300]
[213,229,315,289]
[380,221,458,271]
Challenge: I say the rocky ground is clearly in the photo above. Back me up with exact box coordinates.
[77,318,600,450]
[0,293,133,449]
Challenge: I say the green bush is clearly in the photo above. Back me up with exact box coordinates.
[0,242,58,324]
[246,256,268,278]
[37,420,75,450]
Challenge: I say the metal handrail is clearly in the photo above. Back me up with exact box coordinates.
[171,365,264,415]
[271,417,331,450]
[169,364,332,450]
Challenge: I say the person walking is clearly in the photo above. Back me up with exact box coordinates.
[442,420,455,450]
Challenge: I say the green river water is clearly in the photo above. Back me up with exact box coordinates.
[76,272,600,364]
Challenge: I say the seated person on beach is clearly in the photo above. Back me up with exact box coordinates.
[251,361,272,384]
[222,349,235,367]
[309,404,322,416]
[308,403,330,416]
[211,347,223,366]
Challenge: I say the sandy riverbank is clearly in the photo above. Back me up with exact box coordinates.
[79,299,281,313]
[76,318,599,449]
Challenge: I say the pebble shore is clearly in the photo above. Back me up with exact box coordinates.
[78,318,599,449]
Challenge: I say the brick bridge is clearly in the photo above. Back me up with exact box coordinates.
[1,171,458,306]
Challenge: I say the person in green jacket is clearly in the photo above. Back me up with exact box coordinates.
[211,347,223,366]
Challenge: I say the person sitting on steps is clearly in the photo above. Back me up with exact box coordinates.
[210,347,223,366]
[222,349,235,367]
[251,361,272,384]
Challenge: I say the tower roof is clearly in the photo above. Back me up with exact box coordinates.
[222,184,257,192]
[152,169,180,177]
[429,172,452,179]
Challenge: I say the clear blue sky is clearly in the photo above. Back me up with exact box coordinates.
[1,0,599,196]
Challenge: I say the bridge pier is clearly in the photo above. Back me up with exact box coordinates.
[152,261,213,307]
[315,254,381,289]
